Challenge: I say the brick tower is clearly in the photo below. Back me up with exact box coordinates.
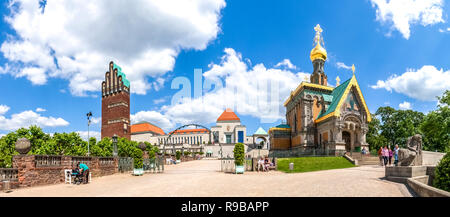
[101,61,131,140]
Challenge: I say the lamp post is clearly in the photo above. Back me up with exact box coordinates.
[112,134,118,157]
[86,111,92,156]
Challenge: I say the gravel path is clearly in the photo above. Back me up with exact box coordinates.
[0,160,412,197]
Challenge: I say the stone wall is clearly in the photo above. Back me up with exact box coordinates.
[12,155,118,188]
[422,151,445,166]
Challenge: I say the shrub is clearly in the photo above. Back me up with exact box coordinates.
[233,143,245,166]
[434,152,450,192]
[197,151,204,155]
[184,151,191,156]
[176,151,181,160]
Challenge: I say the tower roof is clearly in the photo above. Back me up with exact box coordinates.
[217,108,240,122]
[131,122,165,135]
[113,63,130,88]
[254,127,268,135]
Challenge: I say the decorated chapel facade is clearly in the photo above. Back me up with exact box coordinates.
[269,25,371,152]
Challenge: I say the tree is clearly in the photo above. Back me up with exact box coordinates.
[433,152,450,192]
[233,143,245,166]
[421,90,450,152]
[366,113,388,152]
[376,107,424,147]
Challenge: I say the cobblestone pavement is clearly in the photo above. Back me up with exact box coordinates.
[0,160,413,197]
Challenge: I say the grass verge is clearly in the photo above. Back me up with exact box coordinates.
[277,156,356,173]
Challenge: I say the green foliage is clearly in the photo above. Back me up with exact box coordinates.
[176,151,181,160]
[376,107,424,147]
[277,157,355,173]
[433,152,450,192]
[420,91,450,152]
[184,151,191,156]
[233,143,245,166]
[0,126,148,169]
[367,113,389,152]
[197,151,204,155]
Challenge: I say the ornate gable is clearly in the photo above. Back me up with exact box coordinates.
[315,75,371,123]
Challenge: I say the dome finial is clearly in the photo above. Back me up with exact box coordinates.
[310,24,327,62]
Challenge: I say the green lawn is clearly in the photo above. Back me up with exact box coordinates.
[277,157,356,173]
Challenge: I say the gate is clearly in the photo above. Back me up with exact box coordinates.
[118,157,134,173]
[143,156,164,173]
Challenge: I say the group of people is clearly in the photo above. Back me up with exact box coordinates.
[256,157,274,172]
[377,145,400,167]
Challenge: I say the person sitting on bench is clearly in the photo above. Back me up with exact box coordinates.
[77,162,90,184]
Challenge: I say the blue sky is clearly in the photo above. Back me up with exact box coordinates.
[0,0,449,140]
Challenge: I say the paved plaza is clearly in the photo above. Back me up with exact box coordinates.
[0,160,413,197]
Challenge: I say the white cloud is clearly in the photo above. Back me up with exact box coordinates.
[131,111,175,131]
[76,131,101,141]
[371,65,450,101]
[371,0,444,39]
[90,117,101,125]
[0,108,69,131]
[399,101,412,110]
[0,134,5,138]
[153,98,167,105]
[336,62,353,70]
[275,59,297,70]
[0,105,10,115]
[1,0,226,96]
[35,108,46,112]
[133,48,310,130]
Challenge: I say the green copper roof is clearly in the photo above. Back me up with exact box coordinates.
[276,124,291,129]
[316,78,352,120]
[254,127,268,135]
[113,63,130,88]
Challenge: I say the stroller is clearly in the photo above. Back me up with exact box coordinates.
[68,168,83,185]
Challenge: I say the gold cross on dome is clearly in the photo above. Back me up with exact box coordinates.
[314,24,324,46]
[352,64,356,75]
[304,75,309,82]
[314,24,323,34]
[336,76,341,86]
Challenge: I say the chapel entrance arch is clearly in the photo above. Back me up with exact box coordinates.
[342,131,351,151]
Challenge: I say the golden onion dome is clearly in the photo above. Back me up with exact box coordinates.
[310,43,327,62]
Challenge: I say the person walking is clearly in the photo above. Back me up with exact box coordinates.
[394,144,400,166]
[388,146,393,166]
[377,147,383,166]
[382,146,389,167]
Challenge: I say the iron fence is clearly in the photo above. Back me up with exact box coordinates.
[118,157,134,173]
[143,156,164,173]
[220,157,253,173]
[269,149,346,158]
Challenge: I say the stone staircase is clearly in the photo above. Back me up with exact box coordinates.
[346,152,380,166]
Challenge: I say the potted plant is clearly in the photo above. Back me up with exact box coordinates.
[176,151,181,164]
[233,143,245,174]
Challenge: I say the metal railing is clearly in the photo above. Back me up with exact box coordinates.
[220,157,253,173]
[269,149,346,158]
[143,156,164,173]
[35,155,62,168]
[0,168,18,181]
[118,157,134,173]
